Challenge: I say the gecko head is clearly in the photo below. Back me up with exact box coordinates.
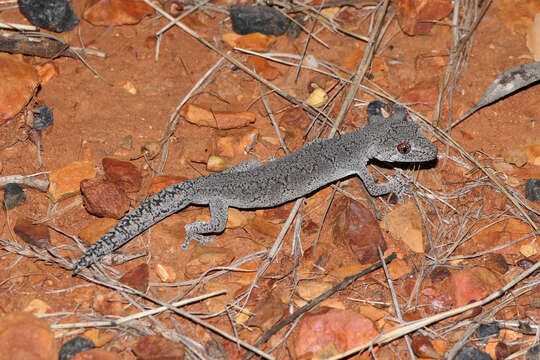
[369,116,438,163]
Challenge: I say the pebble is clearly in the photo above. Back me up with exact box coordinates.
[455,346,493,360]
[3,183,26,210]
[83,0,153,26]
[18,0,79,32]
[476,323,500,343]
[230,5,290,36]
[13,218,50,248]
[525,178,540,201]
[387,202,425,253]
[102,157,142,193]
[59,337,95,360]
[33,105,54,130]
[72,348,122,360]
[525,344,539,360]
[80,178,130,219]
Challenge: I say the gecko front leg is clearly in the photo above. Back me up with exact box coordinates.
[182,199,229,249]
[355,166,409,202]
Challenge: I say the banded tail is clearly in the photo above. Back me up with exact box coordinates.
[72,184,190,275]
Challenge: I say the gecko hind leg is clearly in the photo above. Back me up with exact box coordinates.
[182,199,229,249]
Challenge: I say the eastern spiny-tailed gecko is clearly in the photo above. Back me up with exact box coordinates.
[72,101,438,275]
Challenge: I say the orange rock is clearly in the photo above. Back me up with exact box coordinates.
[411,333,441,359]
[132,336,184,360]
[215,128,259,158]
[0,53,40,122]
[93,293,124,316]
[246,56,282,80]
[102,157,142,192]
[83,0,154,26]
[292,307,378,359]
[451,269,489,307]
[394,0,453,35]
[185,244,235,276]
[23,299,50,316]
[80,178,130,219]
[180,103,256,129]
[0,312,56,360]
[155,263,176,282]
[503,148,528,167]
[78,218,118,245]
[247,294,287,331]
[521,143,540,165]
[48,161,96,202]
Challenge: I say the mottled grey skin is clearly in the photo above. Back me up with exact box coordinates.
[72,102,437,275]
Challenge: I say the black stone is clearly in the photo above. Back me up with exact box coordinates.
[33,105,54,131]
[476,323,500,343]
[18,0,79,33]
[3,183,26,210]
[525,178,540,202]
[59,337,95,360]
[230,5,290,36]
[525,344,539,360]
[455,346,493,360]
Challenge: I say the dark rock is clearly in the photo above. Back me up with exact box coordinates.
[230,5,290,36]
[430,266,450,283]
[476,323,500,343]
[18,0,79,33]
[13,218,50,249]
[33,106,53,130]
[286,15,304,39]
[3,183,26,210]
[59,337,95,360]
[455,346,493,360]
[132,335,185,360]
[525,178,540,202]
[119,263,149,292]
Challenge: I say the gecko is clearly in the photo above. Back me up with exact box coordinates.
[72,101,438,275]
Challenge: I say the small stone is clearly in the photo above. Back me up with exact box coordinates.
[83,0,154,26]
[293,307,378,357]
[59,337,95,360]
[333,199,386,264]
[133,336,185,359]
[221,32,275,52]
[476,323,500,343]
[119,263,149,292]
[78,218,118,245]
[306,87,328,107]
[80,178,130,219]
[18,0,79,32]
[246,56,282,81]
[207,155,228,172]
[180,103,256,129]
[525,178,540,201]
[141,141,161,160]
[14,218,50,248]
[455,346,493,360]
[516,258,535,270]
[185,244,235,276]
[35,63,59,85]
[387,258,411,280]
[0,53,40,123]
[482,253,509,275]
[503,149,528,167]
[33,105,54,130]
[522,144,540,165]
[230,5,290,36]
[72,348,122,360]
[430,266,451,282]
[247,294,287,331]
[411,333,441,359]
[0,312,56,360]
[118,80,137,95]
[155,264,176,282]
[102,157,142,193]
[520,243,539,257]
[3,183,26,210]
[48,161,96,202]
[451,269,489,307]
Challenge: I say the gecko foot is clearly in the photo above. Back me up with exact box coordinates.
[388,170,413,203]
[182,222,216,249]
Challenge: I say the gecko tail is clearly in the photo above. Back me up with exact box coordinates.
[72,184,192,275]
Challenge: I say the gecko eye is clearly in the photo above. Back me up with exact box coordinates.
[397,142,411,154]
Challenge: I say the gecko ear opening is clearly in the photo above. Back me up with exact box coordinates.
[367,101,390,126]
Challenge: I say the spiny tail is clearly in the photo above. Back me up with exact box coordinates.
[72,184,191,275]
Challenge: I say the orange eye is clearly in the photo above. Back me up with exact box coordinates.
[397,142,411,154]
